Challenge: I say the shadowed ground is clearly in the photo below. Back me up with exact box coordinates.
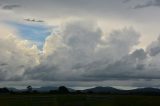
[0,94,160,106]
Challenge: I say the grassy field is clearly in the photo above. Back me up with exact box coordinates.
[0,94,160,106]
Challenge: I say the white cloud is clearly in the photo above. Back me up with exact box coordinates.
[0,25,39,80]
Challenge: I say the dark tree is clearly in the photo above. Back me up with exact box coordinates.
[27,85,32,93]
[58,86,69,93]
[0,87,9,93]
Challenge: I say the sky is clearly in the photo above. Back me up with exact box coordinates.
[1,0,160,89]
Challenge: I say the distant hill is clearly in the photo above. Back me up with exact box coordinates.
[82,86,160,95]
[132,87,160,92]
[6,86,160,95]
[83,86,122,93]
[127,87,160,94]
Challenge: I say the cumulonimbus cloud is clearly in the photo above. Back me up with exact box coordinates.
[1,20,160,88]
[23,20,148,81]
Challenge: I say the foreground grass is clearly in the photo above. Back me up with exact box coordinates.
[0,94,160,106]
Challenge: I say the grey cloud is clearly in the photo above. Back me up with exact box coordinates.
[24,18,44,23]
[0,63,8,66]
[132,80,160,88]
[0,0,132,20]
[134,0,160,9]
[147,35,160,56]
[148,46,160,56]
[24,65,58,81]
[84,49,148,80]
[2,4,20,10]
[131,49,147,60]
[122,0,131,3]
[134,1,153,9]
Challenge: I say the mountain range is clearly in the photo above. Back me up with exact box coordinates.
[7,86,160,95]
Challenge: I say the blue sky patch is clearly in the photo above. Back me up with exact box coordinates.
[7,21,53,48]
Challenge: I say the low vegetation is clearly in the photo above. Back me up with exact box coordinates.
[1,86,160,106]
[1,94,160,106]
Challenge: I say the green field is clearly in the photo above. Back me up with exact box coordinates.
[0,94,160,106]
